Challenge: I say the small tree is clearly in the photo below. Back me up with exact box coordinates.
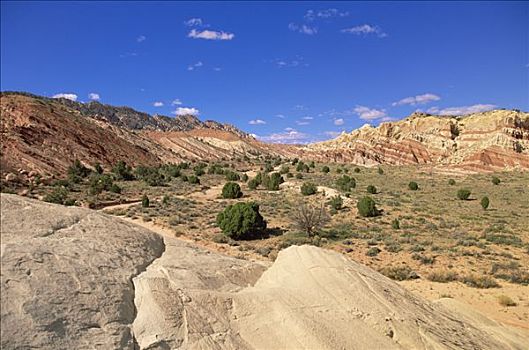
[336,175,355,192]
[367,185,377,194]
[357,196,379,217]
[262,172,284,191]
[457,189,471,200]
[291,202,330,237]
[408,181,419,191]
[481,196,490,210]
[321,166,330,173]
[328,195,343,210]
[222,182,243,199]
[301,182,317,196]
[141,194,150,208]
[491,176,501,185]
[216,202,267,239]
[67,159,91,183]
[113,161,134,181]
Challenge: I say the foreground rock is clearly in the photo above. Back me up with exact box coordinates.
[0,194,164,349]
[1,194,528,349]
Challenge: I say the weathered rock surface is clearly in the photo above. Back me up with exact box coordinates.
[0,194,165,349]
[2,194,528,349]
[305,109,529,171]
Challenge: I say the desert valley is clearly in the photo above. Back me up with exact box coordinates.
[1,1,528,349]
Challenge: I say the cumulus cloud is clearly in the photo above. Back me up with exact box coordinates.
[256,128,311,144]
[334,118,344,126]
[171,99,183,106]
[341,24,387,38]
[188,29,234,40]
[187,61,203,71]
[288,23,318,35]
[88,93,100,101]
[52,93,78,101]
[392,93,440,106]
[184,18,204,26]
[305,8,349,21]
[354,106,387,121]
[249,119,266,125]
[153,101,164,107]
[174,107,199,116]
[427,104,497,116]
[136,35,146,43]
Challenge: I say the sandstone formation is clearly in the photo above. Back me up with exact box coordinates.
[305,110,529,171]
[2,194,527,349]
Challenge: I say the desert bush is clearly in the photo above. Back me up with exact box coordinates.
[427,270,458,283]
[354,167,361,173]
[328,195,343,210]
[336,168,343,174]
[261,172,284,191]
[94,163,104,174]
[457,189,471,200]
[225,171,240,181]
[482,232,522,247]
[263,162,274,173]
[188,175,200,184]
[462,274,499,288]
[295,173,303,179]
[379,266,418,281]
[481,196,489,210]
[448,179,456,186]
[207,164,224,175]
[88,174,114,195]
[336,175,356,192]
[391,218,400,229]
[497,295,517,307]
[408,181,419,191]
[67,159,91,183]
[135,167,166,186]
[286,172,293,178]
[181,175,188,182]
[194,168,205,177]
[113,160,134,181]
[366,247,381,256]
[216,202,267,239]
[309,161,315,168]
[321,166,330,173]
[279,165,290,174]
[491,176,501,185]
[412,253,435,265]
[291,158,299,165]
[141,194,150,208]
[357,196,379,217]
[367,185,377,194]
[44,187,69,205]
[222,182,243,199]
[378,167,384,175]
[291,202,330,237]
[301,182,317,196]
[248,178,259,190]
[241,173,249,182]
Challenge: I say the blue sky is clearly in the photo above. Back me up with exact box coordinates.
[1,1,528,143]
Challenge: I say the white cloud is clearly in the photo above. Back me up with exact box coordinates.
[428,104,497,116]
[188,29,234,40]
[249,119,266,125]
[305,8,349,21]
[324,131,343,138]
[334,118,344,125]
[354,106,387,121]
[288,23,318,35]
[256,128,311,144]
[52,93,77,101]
[137,35,146,43]
[296,120,310,126]
[88,93,100,101]
[393,93,440,106]
[153,101,164,107]
[276,114,286,119]
[302,116,313,120]
[184,18,203,26]
[174,107,200,116]
[171,99,183,106]
[213,67,222,71]
[187,61,203,71]
[273,56,308,68]
[293,104,307,110]
[341,24,387,38]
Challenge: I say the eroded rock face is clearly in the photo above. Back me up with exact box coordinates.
[0,194,165,349]
[305,110,529,171]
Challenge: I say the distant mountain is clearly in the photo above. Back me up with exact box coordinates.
[302,110,529,171]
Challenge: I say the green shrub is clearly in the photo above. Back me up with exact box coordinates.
[262,172,284,191]
[64,198,76,206]
[291,158,299,165]
[366,247,381,256]
[295,173,303,179]
[336,175,355,192]
[481,196,489,210]
[188,175,200,184]
[67,159,91,183]
[391,218,400,230]
[354,167,361,173]
[248,178,259,190]
[241,174,249,182]
[94,163,104,174]
[321,166,330,173]
[328,195,343,210]
[357,196,379,217]
[216,202,267,239]
[181,175,188,182]
[263,163,274,173]
[491,176,501,185]
[427,270,458,283]
[377,167,384,175]
[194,168,205,177]
[379,266,418,281]
[448,179,456,186]
[408,181,419,191]
[89,174,114,195]
[336,168,343,174]
[141,194,150,208]
[113,161,134,181]
[225,171,240,181]
[222,182,243,199]
[44,187,69,205]
[279,165,290,174]
[301,182,317,196]
[367,185,377,194]
[457,189,471,200]
[286,172,293,178]
[462,274,499,288]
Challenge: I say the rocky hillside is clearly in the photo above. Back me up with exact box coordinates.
[0,92,290,177]
[2,194,527,349]
[304,110,529,171]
